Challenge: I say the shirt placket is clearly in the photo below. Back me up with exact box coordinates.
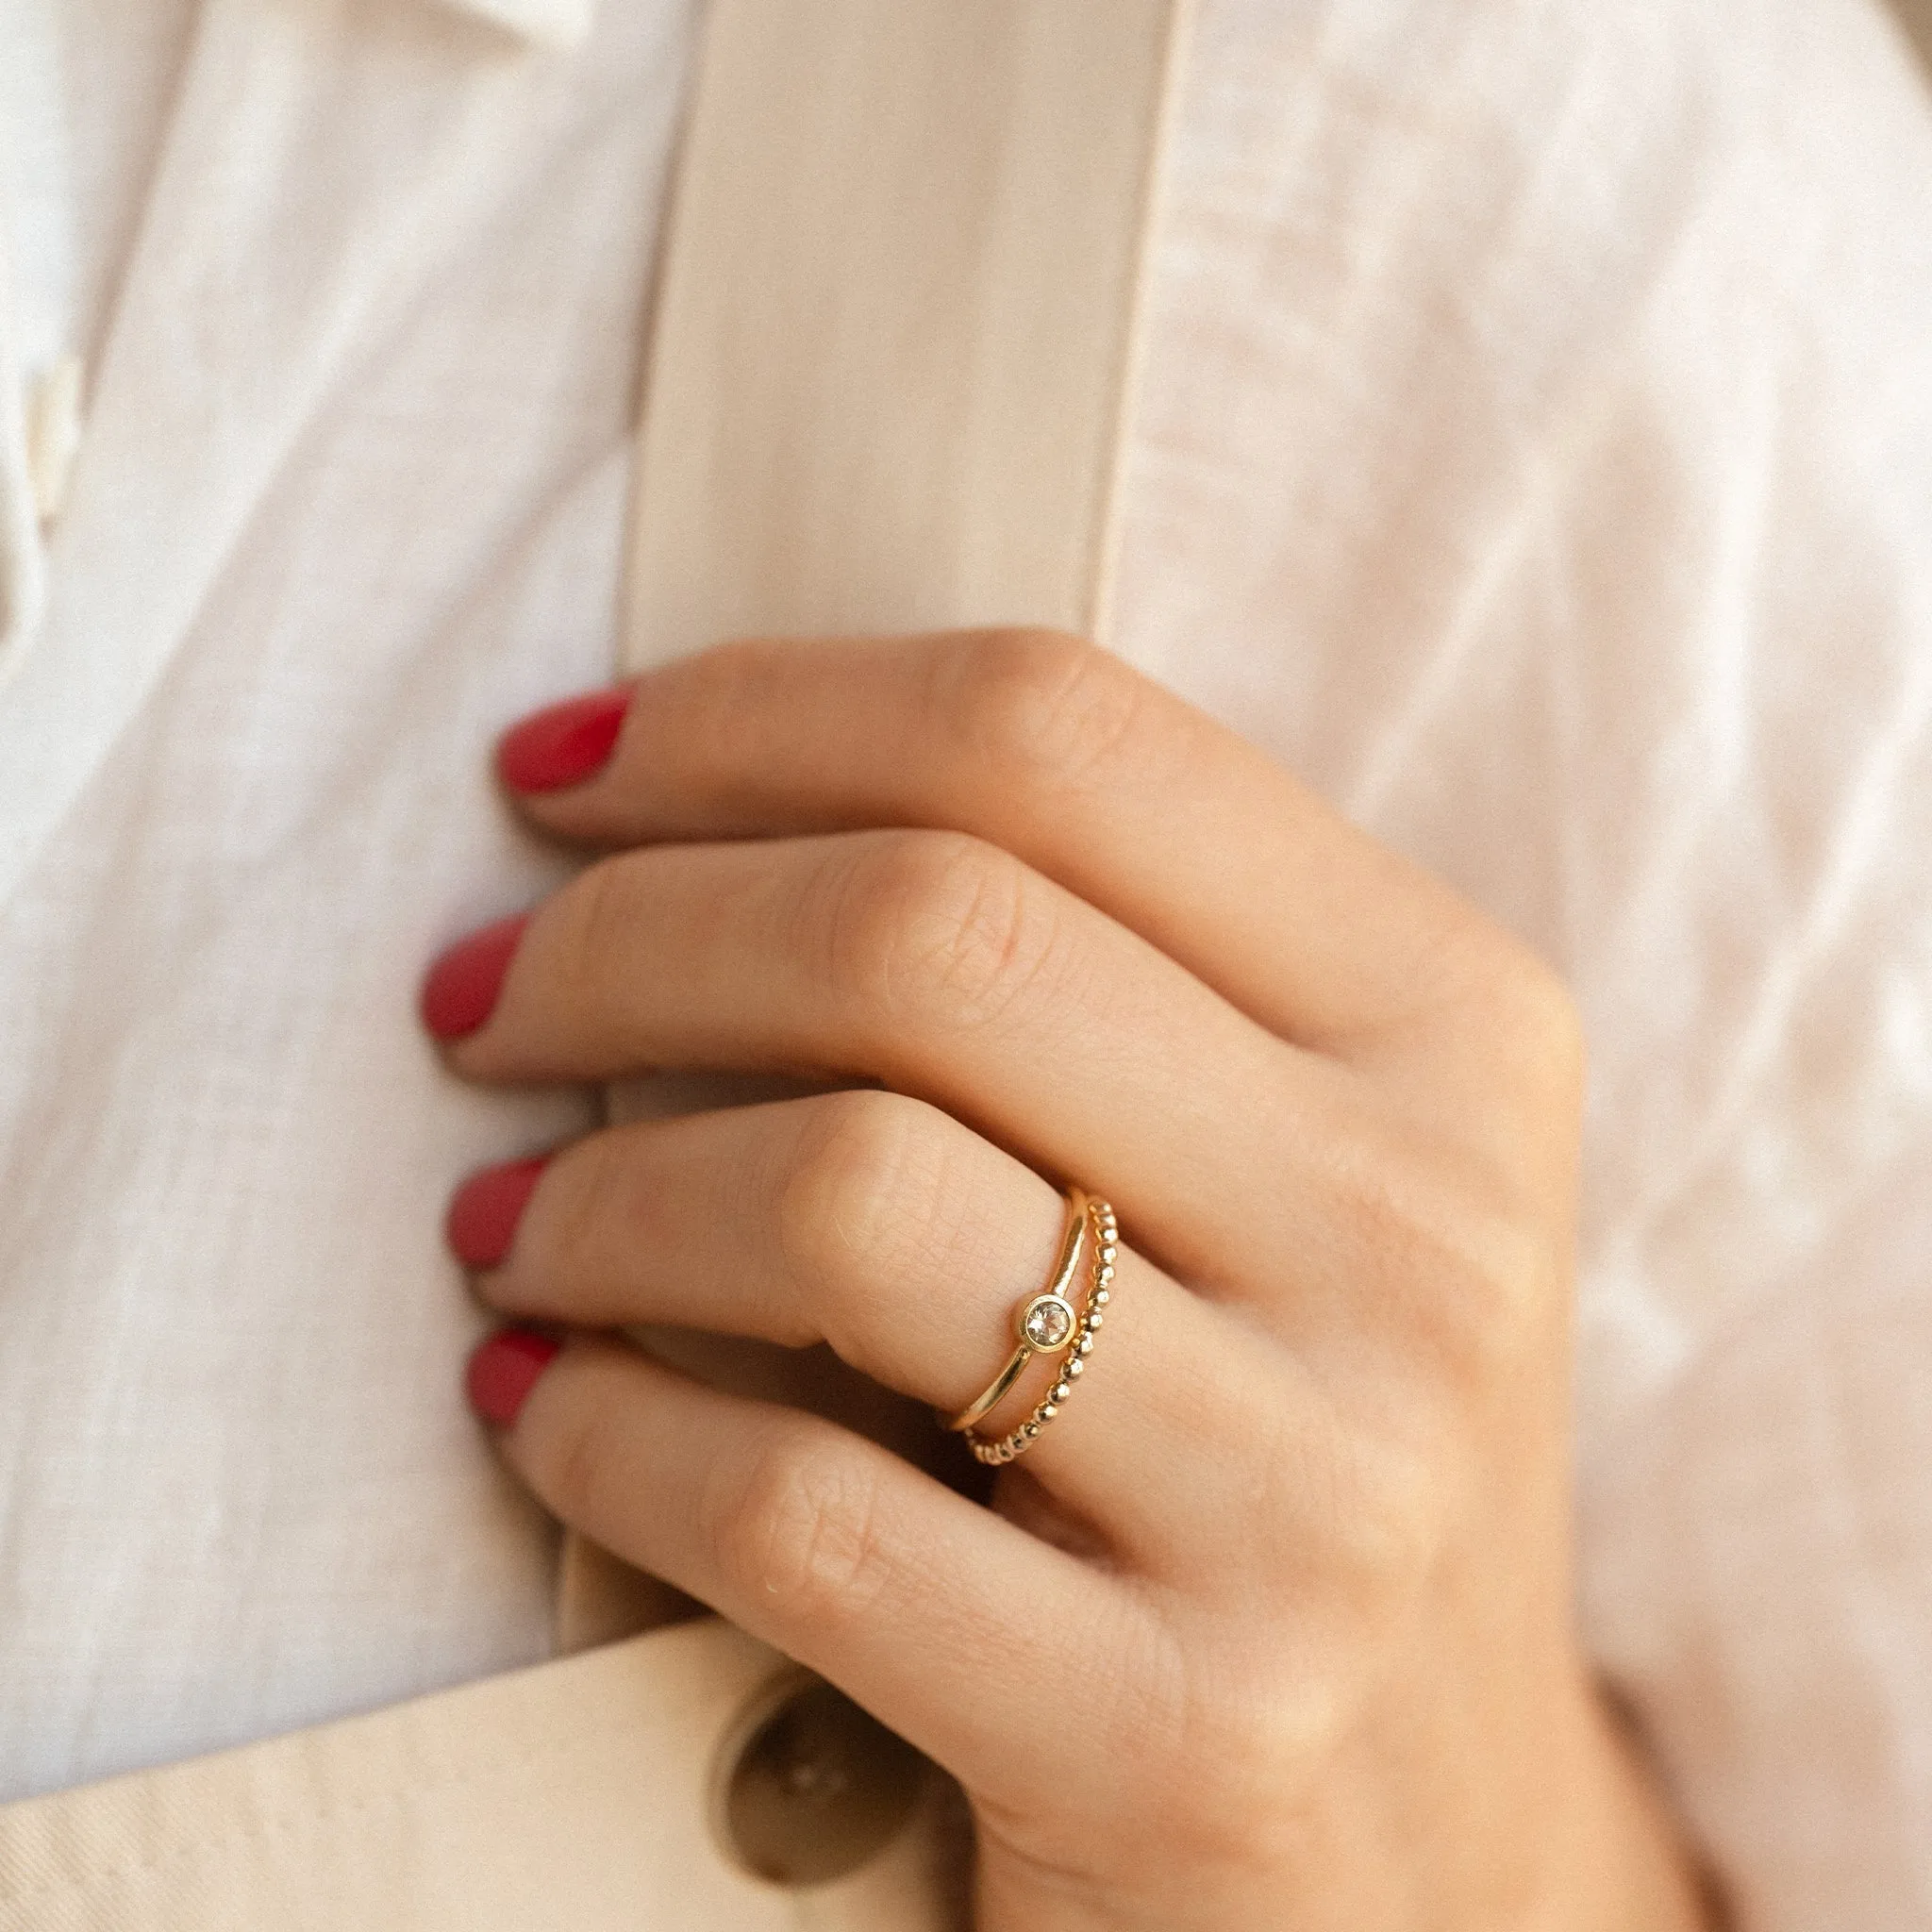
[0,0,85,695]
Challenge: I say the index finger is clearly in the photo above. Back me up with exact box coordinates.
[495,629,1554,1068]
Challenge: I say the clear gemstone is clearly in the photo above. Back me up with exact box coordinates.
[1022,1295,1075,1349]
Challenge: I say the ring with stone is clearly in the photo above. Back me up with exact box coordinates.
[959,1197,1118,1465]
[945,1188,1115,1461]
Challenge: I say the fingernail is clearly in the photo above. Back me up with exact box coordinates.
[497,689,631,794]
[421,914,528,1041]
[465,1326,561,1427]
[447,1155,550,1268]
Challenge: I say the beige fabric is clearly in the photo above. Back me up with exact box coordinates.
[0,1616,969,1932]
[622,0,1191,660]
[0,2,1182,1920]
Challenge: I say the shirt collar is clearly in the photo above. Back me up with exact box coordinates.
[439,0,596,51]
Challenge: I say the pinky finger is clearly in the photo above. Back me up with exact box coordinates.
[481,1329,1163,1808]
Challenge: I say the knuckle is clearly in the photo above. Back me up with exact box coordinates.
[1501,948,1588,1106]
[1335,1124,1554,1386]
[774,1091,949,1350]
[1457,1199,1555,1373]
[1454,935,1589,1115]
[708,1424,893,1632]
[822,830,1064,1031]
[945,626,1148,788]
[1417,1184,1546,1384]
[1330,1424,1450,1599]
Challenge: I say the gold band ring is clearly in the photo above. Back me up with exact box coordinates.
[946,1191,1118,1465]
[946,1188,1090,1433]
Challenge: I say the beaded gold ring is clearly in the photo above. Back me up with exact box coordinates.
[946,1191,1118,1465]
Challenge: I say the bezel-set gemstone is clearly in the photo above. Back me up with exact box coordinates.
[1019,1292,1077,1351]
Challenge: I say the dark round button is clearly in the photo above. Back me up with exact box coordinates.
[712,1672,928,1887]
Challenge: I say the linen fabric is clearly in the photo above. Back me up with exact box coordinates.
[2,3,1931,1928]
[2,8,1144,1919]
[622,0,1185,662]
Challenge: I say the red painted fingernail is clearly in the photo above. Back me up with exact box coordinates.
[497,689,631,794]
[447,1156,550,1268]
[465,1326,561,1427]
[421,914,529,1041]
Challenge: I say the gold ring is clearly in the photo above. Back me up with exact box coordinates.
[946,1188,1089,1433]
[947,1192,1118,1464]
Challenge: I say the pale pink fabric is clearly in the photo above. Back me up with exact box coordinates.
[1,2,1930,1924]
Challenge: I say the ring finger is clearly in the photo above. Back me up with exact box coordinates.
[456,1088,1301,1581]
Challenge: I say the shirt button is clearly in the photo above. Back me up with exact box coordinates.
[713,1671,930,1886]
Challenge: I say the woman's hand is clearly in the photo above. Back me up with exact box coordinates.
[423,630,1715,1932]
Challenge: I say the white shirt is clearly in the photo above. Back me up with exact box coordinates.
[2,3,1931,1926]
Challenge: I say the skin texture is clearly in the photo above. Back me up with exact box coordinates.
[431,628,1720,1931]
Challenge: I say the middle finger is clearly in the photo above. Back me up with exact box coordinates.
[430,827,1333,1289]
